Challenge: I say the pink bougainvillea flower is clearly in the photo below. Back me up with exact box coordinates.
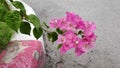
[49,11,97,56]
[59,31,77,55]
[64,30,76,40]
[60,43,71,55]
[82,33,97,47]
[83,21,96,36]
[66,12,85,30]
[65,12,81,31]
[60,45,66,55]
[75,47,86,56]
[49,19,58,28]
[66,12,75,22]
[57,18,67,30]
[72,37,86,56]
[59,31,84,55]
[57,35,66,44]
[72,37,83,47]
[66,11,81,23]
[66,21,76,31]
[76,20,85,30]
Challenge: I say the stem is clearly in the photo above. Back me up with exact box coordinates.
[41,26,51,33]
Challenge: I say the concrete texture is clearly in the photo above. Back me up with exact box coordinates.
[23,0,120,68]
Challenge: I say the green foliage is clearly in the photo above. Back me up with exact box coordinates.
[33,27,43,39]
[0,22,13,50]
[47,32,58,42]
[0,4,7,21]
[20,22,31,35]
[12,1,26,15]
[28,14,40,30]
[0,0,43,51]
[78,30,83,35]
[51,32,58,42]
[47,32,52,41]
[4,10,22,32]
[57,44,62,49]
[0,0,4,4]
[56,28,63,34]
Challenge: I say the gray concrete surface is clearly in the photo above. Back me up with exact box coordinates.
[23,0,120,68]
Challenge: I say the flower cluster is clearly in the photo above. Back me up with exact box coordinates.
[49,12,97,56]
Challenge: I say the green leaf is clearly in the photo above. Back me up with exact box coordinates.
[4,10,22,32]
[56,28,63,34]
[20,22,31,35]
[57,44,62,49]
[47,33,52,41]
[0,22,14,50]
[28,14,40,30]
[47,32,58,42]
[33,27,43,39]
[0,0,4,4]
[12,1,26,15]
[51,32,58,42]
[0,5,7,21]
[78,30,83,35]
